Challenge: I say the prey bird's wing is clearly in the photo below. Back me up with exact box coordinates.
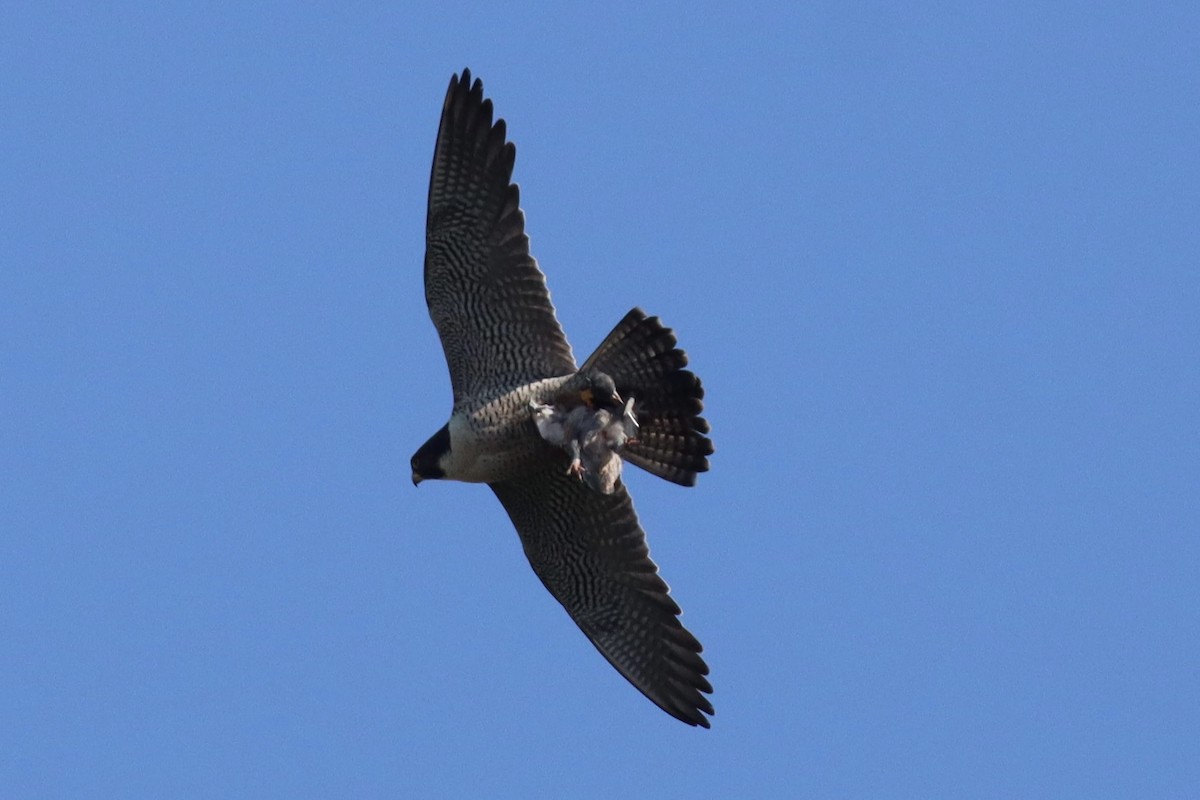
[425,70,576,406]
[489,469,714,727]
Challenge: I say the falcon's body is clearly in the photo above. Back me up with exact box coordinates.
[411,70,715,727]
[437,375,580,484]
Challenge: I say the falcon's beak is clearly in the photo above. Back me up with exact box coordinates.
[412,471,423,486]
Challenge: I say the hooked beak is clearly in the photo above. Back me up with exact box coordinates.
[412,471,423,487]
[581,387,622,408]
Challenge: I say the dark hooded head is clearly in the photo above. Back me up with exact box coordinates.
[581,371,622,410]
[411,423,450,485]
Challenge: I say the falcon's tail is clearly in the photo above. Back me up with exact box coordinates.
[580,308,713,487]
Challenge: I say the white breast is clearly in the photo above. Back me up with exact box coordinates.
[442,379,569,483]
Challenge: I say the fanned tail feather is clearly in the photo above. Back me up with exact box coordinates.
[580,308,713,486]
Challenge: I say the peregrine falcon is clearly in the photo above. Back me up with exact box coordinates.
[410,69,715,727]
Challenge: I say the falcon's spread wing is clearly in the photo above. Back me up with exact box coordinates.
[490,470,714,727]
[424,69,576,406]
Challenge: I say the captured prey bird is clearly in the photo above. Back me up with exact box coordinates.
[410,69,715,727]
[569,395,641,495]
[530,374,641,495]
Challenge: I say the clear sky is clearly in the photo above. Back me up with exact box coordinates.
[3,3,1197,797]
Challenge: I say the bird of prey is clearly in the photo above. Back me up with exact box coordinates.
[410,69,715,727]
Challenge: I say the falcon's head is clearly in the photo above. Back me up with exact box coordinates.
[411,423,450,485]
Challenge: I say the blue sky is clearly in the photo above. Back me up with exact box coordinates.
[3,2,1197,797]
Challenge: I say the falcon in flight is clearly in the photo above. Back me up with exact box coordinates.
[410,69,715,727]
